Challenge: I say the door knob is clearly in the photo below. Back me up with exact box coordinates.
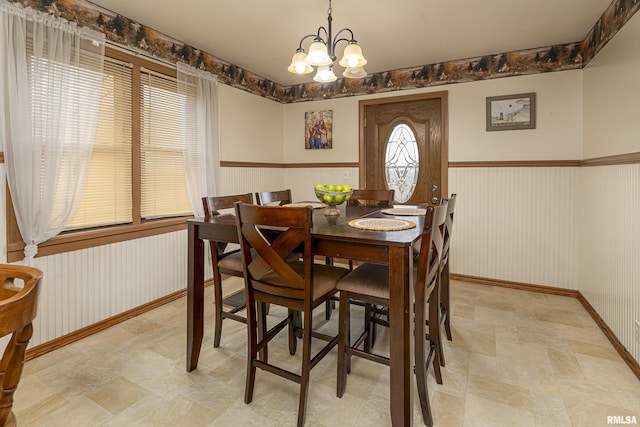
[431,184,439,192]
[431,197,439,204]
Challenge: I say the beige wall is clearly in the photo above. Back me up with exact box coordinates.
[448,71,583,161]
[281,70,583,165]
[219,84,284,163]
[283,97,359,164]
[583,12,640,159]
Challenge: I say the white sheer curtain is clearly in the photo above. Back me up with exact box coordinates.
[177,62,220,217]
[0,0,105,263]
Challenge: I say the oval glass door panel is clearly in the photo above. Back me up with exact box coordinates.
[384,124,419,203]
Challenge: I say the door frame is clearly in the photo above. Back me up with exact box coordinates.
[358,91,449,202]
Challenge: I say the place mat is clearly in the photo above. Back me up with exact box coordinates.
[348,217,416,231]
[284,201,326,209]
[380,207,427,216]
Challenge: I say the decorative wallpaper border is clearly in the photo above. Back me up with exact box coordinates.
[8,0,640,103]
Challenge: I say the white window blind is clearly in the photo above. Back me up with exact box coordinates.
[140,68,191,219]
[66,58,133,230]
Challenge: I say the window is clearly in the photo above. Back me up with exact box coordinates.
[139,69,191,219]
[67,58,133,230]
[384,124,419,203]
[7,48,191,262]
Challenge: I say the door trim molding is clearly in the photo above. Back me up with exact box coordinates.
[359,91,449,199]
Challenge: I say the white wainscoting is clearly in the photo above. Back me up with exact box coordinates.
[448,166,580,289]
[220,166,360,204]
[218,167,285,198]
[580,164,640,364]
[27,230,191,347]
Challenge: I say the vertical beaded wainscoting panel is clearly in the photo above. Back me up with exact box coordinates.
[580,163,640,364]
[219,167,285,197]
[27,230,189,348]
[448,166,580,289]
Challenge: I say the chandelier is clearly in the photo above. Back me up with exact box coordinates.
[287,0,367,83]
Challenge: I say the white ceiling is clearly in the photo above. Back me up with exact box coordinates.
[87,0,614,86]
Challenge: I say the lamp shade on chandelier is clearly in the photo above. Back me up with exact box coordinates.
[288,0,367,82]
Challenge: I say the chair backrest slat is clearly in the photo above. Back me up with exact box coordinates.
[415,204,447,297]
[202,193,253,218]
[236,203,312,293]
[202,193,254,262]
[440,194,457,265]
[255,189,292,206]
[348,189,395,207]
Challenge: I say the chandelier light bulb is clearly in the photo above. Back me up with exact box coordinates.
[343,66,367,79]
[305,41,332,66]
[287,51,313,74]
[313,65,337,82]
[338,42,367,69]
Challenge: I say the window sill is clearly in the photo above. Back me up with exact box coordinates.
[7,217,189,263]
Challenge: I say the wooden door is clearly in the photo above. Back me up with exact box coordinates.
[359,92,448,205]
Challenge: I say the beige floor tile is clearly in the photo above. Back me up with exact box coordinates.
[529,390,572,427]
[26,396,113,427]
[86,375,154,415]
[431,390,466,427]
[10,278,639,427]
[463,393,535,427]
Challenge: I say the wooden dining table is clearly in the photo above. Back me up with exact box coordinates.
[186,203,425,426]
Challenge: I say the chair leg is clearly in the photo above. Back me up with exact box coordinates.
[213,273,224,348]
[428,292,443,385]
[0,323,32,427]
[288,309,298,355]
[414,283,434,426]
[297,308,313,427]
[294,310,303,339]
[435,278,446,368]
[337,291,349,397]
[325,257,336,320]
[363,303,372,352]
[245,294,258,404]
[441,263,452,341]
[258,302,268,363]
[325,299,336,320]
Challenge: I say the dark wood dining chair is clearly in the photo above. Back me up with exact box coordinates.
[235,202,349,427]
[347,189,395,207]
[439,194,457,346]
[253,184,352,324]
[335,204,447,426]
[255,189,292,206]
[202,193,253,347]
[0,264,42,426]
[323,189,397,321]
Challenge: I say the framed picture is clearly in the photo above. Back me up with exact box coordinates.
[305,110,333,149]
[486,93,536,131]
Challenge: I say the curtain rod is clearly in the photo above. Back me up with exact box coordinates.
[105,40,176,69]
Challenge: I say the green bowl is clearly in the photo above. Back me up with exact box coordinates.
[314,189,353,206]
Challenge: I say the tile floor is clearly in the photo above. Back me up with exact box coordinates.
[13,278,640,426]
